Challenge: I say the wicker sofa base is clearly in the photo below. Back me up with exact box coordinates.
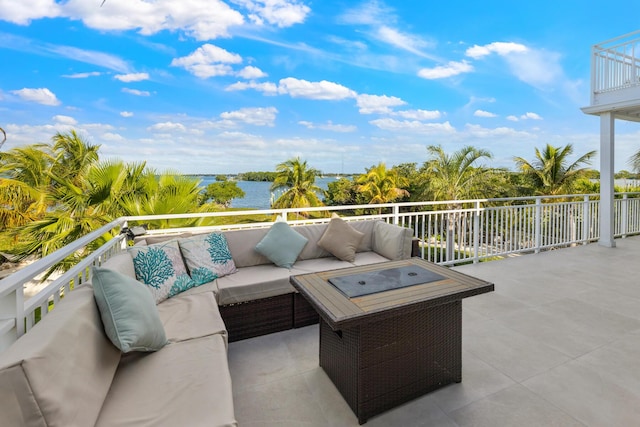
[220,293,320,342]
[220,294,294,342]
[293,293,319,328]
[319,300,462,424]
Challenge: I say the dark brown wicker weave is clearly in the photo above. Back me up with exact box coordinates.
[290,258,493,424]
[293,293,319,328]
[219,294,293,342]
[320,302,461,424]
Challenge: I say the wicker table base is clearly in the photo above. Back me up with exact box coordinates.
[319,300,462,424]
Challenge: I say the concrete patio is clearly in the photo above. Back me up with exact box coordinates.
[228,235,640,426]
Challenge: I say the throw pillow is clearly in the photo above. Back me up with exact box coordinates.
[178,232,237,285]
[91,267,168,353]
[318,215,364,262]
[372,221,414,260]
[127,240,196,303]
[255,220,309,268]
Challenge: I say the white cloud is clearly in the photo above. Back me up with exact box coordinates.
[120,111,134,117]
[225,81,278,94]
[48,45,131,73]
[375,26,432,58]
[234,0,310,27]
[237,65,267,79]
[53,115,77,125]
[147,121,187,132]
[464,124,533,138]
[465,42,528,59]
[58,0,244,41]
[278,77,357,100]
[0,0,60,24]
[369,118,456,134]
[122,88,150,96]
[474,110,497,118]
[11,87,61,106]
[466,41,564,89]
[394,109,441,120]
[220,106,278,126]
[171,44,241,78]
[356,94,406,114]
[337,2,437,61]
[62,71,101,78]
[521,112,543,120]
[298,120,356,133]
[101,132,125,141]
[417,60,473,79]
[507,115,519,122]
[114,72,149,82]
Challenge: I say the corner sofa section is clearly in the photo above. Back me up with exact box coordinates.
[0,219,414,426]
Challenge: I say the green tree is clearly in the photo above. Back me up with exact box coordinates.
[355,162,409,212]
[2,131,216,272]
[421,144,494,204]
[271,157,324,214]
[0,144,54,231]
[513,143,596,195]
[630,149,640,174]
[202,181,245,207]
[421,145,494,261]
[325,177,363,206]
[215,174,228,181]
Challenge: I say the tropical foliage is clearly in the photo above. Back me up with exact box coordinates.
[202,180,245,207]
[0,130,218,271]
[355,162,409,205]
[270,157,325,212]
[421,144,495,205]
[514,143,596,195]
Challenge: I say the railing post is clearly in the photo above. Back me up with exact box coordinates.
[0,287,24,351]
[582,195,590,245]
[534,197,542,253]
[473,200,480,264]
[392,204,400,225]
[622,194,628,238]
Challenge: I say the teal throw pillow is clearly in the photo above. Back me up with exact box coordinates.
[255,221,308,269]
[91,267,168,353]
[178,232,237,285]
[127,240,197,303]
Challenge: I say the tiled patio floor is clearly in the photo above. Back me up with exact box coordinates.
[228,236,640,426]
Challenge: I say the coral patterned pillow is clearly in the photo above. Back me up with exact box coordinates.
[178,232,237,285]
[127,240,197,303]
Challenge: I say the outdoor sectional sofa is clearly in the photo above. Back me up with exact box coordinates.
[0,217,414,426]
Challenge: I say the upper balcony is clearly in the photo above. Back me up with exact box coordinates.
[583,30,640,121]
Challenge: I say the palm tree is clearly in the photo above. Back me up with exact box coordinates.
[514,143,596,247]
[422,145,494,205]
[270,157,324,215]
[355,162,409,213]
[629,149,640,174]
[513,143,596,196]
[422,145,494,261]
[0,144,54,230]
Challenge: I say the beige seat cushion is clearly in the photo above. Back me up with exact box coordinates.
[216,265,295,305]
[157,292,227,345]
[96,335,237,427]
[0,285,121,427]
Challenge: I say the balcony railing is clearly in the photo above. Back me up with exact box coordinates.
[591,30,640,99]
[1,193,640,351]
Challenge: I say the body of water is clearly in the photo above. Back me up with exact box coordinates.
[197,176,339,210]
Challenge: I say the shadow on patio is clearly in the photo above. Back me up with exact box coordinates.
[228,235,640,426]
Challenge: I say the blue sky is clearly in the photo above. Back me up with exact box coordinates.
[1,0,640,175]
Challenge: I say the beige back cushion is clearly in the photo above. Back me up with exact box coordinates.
[101,251,136,278]
[0,285,121,427]
[372,221,414,260]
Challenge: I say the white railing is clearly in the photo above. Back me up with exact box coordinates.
[592,30,640,97]
[2,193,640,351]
